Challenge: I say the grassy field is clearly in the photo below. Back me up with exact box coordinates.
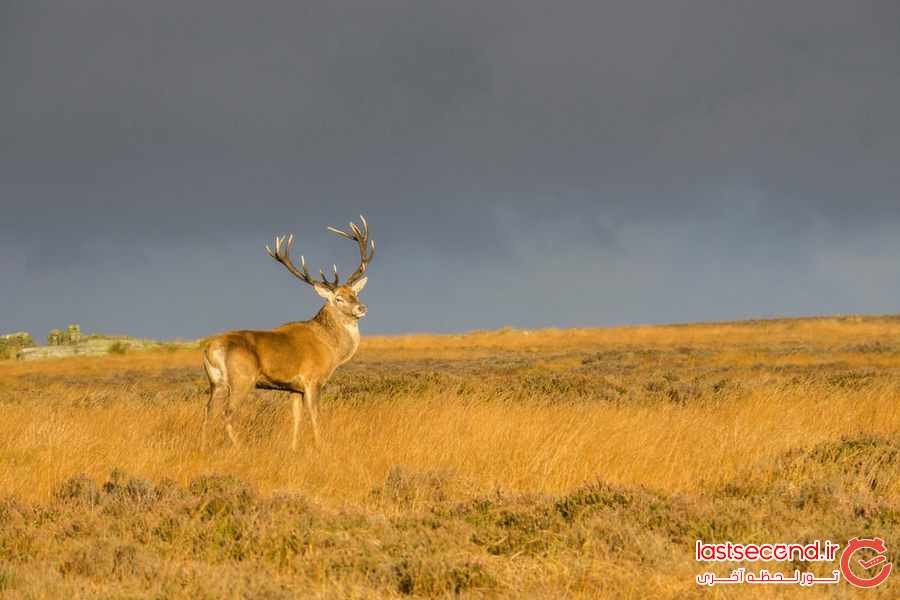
[0,316,898,598]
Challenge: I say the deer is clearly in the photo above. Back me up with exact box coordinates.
[201,215,375,451]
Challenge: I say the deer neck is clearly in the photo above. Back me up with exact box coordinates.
[313,304,360,364]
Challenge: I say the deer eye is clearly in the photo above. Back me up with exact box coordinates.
[335,297,345,304]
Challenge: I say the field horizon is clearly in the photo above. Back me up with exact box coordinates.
[1,314,898,597]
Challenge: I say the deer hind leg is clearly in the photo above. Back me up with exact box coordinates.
[203,342,251,449]
[202,347,230,450]
[222,377,255,448]
[201,386,224,450]
[224,394,240,447]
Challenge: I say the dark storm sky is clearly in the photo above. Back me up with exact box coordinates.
[2,1,900,339]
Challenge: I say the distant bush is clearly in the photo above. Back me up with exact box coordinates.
[0,332,33,360]
[108,341,130,355]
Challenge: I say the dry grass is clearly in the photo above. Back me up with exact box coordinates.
[0,315,898,597]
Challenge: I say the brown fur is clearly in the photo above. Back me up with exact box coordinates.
[202,281,367,450]
[203,216,373,450]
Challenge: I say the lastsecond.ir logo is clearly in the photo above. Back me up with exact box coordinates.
[840,537,892,589]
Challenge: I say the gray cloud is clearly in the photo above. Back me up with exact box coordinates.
[2,1,899,339]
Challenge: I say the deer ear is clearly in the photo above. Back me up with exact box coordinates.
[313,283,334,301]
[351,277,368,293]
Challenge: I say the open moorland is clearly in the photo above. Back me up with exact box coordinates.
[0,316,898,598]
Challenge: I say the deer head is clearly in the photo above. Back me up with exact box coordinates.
[266,215,375,320]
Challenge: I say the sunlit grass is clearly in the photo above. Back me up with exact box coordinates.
[0,315,898,597]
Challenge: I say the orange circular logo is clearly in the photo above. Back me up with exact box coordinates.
[840,537,892,589]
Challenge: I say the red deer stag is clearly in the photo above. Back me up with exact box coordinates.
[202,216,375,450]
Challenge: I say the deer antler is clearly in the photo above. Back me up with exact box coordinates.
[267,215,374,289]
[266,234,339,290]
[327,215,375,285]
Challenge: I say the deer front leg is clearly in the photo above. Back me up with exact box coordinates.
[291,392,303,451]
[304,383,322,447]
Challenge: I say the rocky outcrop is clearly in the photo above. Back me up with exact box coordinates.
[47,324,82,346]
[16,337,163,361]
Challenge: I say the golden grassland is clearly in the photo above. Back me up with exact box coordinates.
[0,315,898,598]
